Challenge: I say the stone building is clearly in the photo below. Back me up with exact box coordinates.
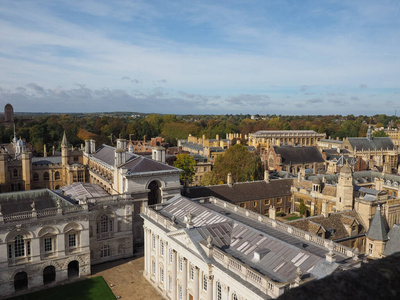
[264,145,325,175]
[141,195,360,300]
[3,103,14,126]
[249,130,326,153]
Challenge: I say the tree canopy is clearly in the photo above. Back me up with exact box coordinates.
[173,154,196,185]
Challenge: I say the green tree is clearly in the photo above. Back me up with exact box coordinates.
[211,144,263,184]
[372,130,389,137]
[174,154,196,185]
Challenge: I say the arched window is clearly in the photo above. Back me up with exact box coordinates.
[54,171,60,180]
[100,245,110,258]
[97,214,113,238]
[44,172,49,181]
[33,172,39,181]
[13,168,18,177]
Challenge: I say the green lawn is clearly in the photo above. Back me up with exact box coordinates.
[286,215,302,221]
[8,277,116,300]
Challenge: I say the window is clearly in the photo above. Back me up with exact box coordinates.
[55,171,60,180]
[253,201,257,207]
[265,199,270,205]
[100,245,110,258]
[277,198,282,204]
[44,172,49,181]
[160,268,164,282]
[33,172,39,181]
[190,266,194,280]
[369,243,373,255]
[217,282,222,300]
[160,241,164,256]
[233,294,238,300]
[170,250,173,263]
[44,238,52,252]
[14,235,25,257]
[179,285,182,299]
[152,261,156,274]
[98,215,113,235]
[240,203,246,208]
[69,234,76,248]
[179,258,183,271]
[203,274,207,291]
[152,235,156,249]
[13,168,18,177]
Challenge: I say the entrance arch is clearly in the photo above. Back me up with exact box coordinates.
[14,272,28,291]
[147,180,161,206]
[68,261,79,279]
[43,266,56,285]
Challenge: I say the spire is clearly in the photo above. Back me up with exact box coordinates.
[61,131,68,148]
[366,126,372,141]
[366,205,388,241]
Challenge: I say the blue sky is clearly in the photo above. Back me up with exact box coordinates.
[1,0,400,115]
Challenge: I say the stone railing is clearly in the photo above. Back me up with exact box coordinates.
[142,206,178,232]
[212,247,285,298]
[209,196,355,258]
[1,205,87,223]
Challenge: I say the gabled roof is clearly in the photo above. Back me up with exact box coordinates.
[347,137,395,151]
[125,156,178,175]
[59,182,110,200]
[91,144,138,167]
[384,224,400,256]
[273,146,325,165]
[366,206,388,241]
[185,179,293,203]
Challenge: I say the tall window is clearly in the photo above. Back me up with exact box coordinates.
[13,168,18,177]
[55,171,60,180]
[179,258,183,271]
[179,285,182,299]
[100,245,111,258]
[217,282,222,300]
[44,172,50,181]
[160,268,164,282]
[152,261,156,274]
[169,250,173,262]
[33,172,39,181]
[69,233,76,248]
[169,276,172,290]
[232,294,238,300]
[160,241,164,256]
[97,215,113,236]
[152,235,156,249]
[203,274,207,291]
[190,266,194,280]
[44,237,52,252]
[14,235,25,257]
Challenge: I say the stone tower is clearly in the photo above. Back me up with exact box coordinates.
[61,132,69,184]
[336,163,354,211]
[366,205,388,259]
[4,103,14,123]
[21,151,32,190]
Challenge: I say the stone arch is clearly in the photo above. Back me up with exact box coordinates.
[63,222,82,233]
[67,260,79,279]
[6,228,33,242]
[43,265,56,285]
[14,271,28,291]
[38,226,59,237]
[147,180,162,206]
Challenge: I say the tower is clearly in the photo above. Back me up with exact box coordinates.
[61,132,69,184]
[365,205,388,259]
[336,163,354,211]
[4,103,14,123]
[21,151,32,190]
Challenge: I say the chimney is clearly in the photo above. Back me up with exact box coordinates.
[216,134,219,140]
[90,139,96,153]
[227,173,233,187]
[322,200,329,218]
[43,144,47,157]
[264,170,270,183]
[85,140,90,154]
[269,206,276,220]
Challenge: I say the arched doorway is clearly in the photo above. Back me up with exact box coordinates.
[68,261,79,279]
[14,272,28,291]
[148,181,161,206]
[43,266,56,285]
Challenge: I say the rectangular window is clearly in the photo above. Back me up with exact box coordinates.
[265,199,270,205]
[160,268,164,282]
[203,274,207,291]
[190,266,194,280]
[152,235,156,249]
[152,261,156,274]
[8,244,12,259]
[44,237,52,252]
[160,241,164,256]
[27,241,30,256]
[277,198,282,203]
[170,250,173,263]
[69,233,77,248]
[253,201,257,207]
[179,258,183,271]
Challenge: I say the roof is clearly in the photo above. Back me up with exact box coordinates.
[273,146,325,165]
[293,179,337,197]
[347,137,395,151]
[32,156,62,165]
[0,189,73,215]
[155,196,347,282]
[184,179,293,203]
[366,206,388,241]
[124,156,178,175]
[59,182,110,201]
[251,130,323,137]
[288,211,366,240]
[383,224,400,256]
[91,144,138,167]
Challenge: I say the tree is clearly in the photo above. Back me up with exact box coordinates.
[373,130,389,137]
[211,144,263,184]
[173,154,196,185]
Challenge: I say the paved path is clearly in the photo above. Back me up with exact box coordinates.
[90,255,163,300]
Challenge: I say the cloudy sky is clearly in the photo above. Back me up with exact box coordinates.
[1,0,400,115]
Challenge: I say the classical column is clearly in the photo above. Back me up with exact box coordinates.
[207,275,214,300]
[172,250,177,300]
[194,267,200,300]
[155,235,159,282]
[182,258,188,300]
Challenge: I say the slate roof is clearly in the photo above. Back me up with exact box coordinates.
[383,224,400,256]
[288,211,366,240]
[0,189,73,215]
[184,179,294,203]
[292,179,337,197]
[32,156,62,165]
[273,146,325,165]
[347,137,395,151]
[366,206,388,241]
[124,156,178,175]
[158,196,346,282]
[91,144,138,167]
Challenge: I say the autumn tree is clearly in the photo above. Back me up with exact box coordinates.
[173,154,196,185]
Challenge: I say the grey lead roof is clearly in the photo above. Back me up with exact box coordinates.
[159,196,346,283]
[383,224,400,256]
[347,137,395,151]
[32,156,62,165]
[92,144,138,167]
[366,206,388,241]
[60,182,109,200]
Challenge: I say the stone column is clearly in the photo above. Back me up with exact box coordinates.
[172,250,177,300]
[194,267,200,300]
[182,258,188,300]
[143,227,148,276]
[155,235,159,282]
[207,275,214,300]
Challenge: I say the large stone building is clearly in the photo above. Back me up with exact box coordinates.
[141,195,360,300]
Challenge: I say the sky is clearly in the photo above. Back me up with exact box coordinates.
[1,0,400,115]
